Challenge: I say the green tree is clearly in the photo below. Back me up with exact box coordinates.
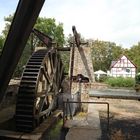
[0,36,4,54]
[1,14,65,77]
[124,42,140,72]
[91,40,123,71]
[34,17,64,47]
[2,14,13,38]
[2,15,65,47]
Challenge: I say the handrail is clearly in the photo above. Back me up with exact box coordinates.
[63,100,110,130]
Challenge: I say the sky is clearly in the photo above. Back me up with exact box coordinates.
[0,0,140,48]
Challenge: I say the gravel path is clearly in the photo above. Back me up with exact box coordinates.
[91,98,140,140]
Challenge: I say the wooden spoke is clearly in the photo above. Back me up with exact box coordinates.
[15,49,64,132]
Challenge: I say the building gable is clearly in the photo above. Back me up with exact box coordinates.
[110,55,137,78]
[112,55,136,68]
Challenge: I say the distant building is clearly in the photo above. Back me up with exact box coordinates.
[110,55,137,78]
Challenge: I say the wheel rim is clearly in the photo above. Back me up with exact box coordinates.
[15,49,64,132]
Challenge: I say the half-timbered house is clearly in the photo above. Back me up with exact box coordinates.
[110,55,137,78]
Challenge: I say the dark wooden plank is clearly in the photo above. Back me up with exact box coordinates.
[0,110,62,140]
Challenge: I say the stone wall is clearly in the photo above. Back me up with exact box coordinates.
[69,44,95,109]
[0,79,20,109]
[70,44,95,83]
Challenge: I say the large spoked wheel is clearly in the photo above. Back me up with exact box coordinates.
[15,49,64,132]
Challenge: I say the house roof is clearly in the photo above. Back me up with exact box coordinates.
[110,61,117,68]
[110,55,137,68]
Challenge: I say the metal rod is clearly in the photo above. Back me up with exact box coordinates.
[107,103,109,131]
[62,101,65,127]
[67,99,73,120]
[65,101,68,120]
[63,101,110,130]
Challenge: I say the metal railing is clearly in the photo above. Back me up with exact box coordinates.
[63,99,110,130]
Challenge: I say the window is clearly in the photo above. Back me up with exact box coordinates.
[126,68,130,73]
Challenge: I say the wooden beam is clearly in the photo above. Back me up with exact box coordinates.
[0,0,45,103]
[57,47,71,51]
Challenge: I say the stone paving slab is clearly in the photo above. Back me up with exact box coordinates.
[65,101,101,140]
[66,127,101,140]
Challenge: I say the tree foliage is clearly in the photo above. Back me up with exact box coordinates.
[91,39,140,73]
[0,36,4,53]
[1,13,140,78]
[2,15,65,47]
[2,14,13,38]
[34,17,65,47]
[91,40,123,71]
[124,42,140,72]
[1,14,65,77]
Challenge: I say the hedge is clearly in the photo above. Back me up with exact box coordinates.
[105,77,135,87]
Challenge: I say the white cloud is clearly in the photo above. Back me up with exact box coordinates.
[39,0,140,48]
[1,0,140,48]
[0,0,18,35]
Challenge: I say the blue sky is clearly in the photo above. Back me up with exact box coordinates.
[0,0,140,48]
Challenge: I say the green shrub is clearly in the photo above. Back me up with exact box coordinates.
[135,73,140,84]
[95,75,108,82]
[99,75,108,82]
[105,77,135,87]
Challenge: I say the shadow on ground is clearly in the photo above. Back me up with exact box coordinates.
[100,112,140,140]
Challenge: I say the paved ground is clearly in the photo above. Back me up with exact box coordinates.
[91,94,140,140]
[0,87,140,140]
[65,102,101,140]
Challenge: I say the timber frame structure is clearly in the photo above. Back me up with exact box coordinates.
[0,0,91,133]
